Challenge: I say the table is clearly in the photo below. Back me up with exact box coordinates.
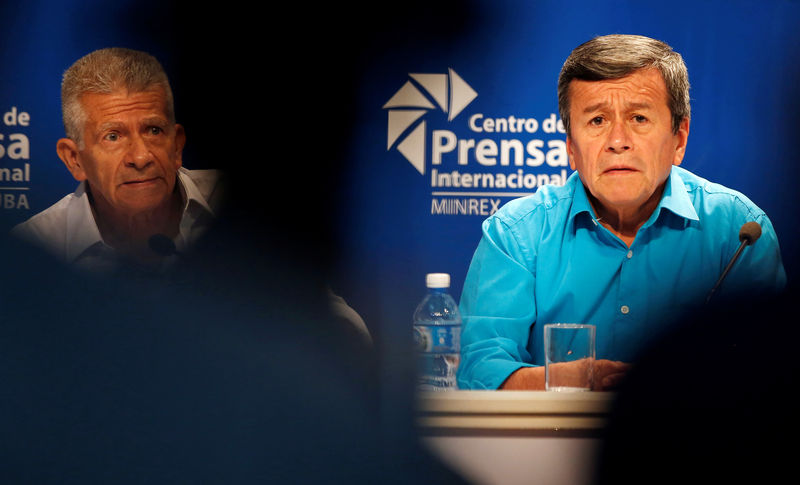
[416,390,616,485]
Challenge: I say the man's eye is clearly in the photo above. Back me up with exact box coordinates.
[633,115,648,123]
[590,116,604,125]
[105,132,119,141]
[149,126,163,135]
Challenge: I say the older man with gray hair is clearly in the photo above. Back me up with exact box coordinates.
[456,34,786,391]
[12,47,223,272]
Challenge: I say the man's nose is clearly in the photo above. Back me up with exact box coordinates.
[606,120,632,153]
[125,134,154,168]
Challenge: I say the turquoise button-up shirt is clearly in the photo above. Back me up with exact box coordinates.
[457,166,786,390]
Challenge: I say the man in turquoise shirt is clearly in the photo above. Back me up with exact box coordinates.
[457,34,786,391]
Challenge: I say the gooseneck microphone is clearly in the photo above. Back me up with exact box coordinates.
[705,221,762,304]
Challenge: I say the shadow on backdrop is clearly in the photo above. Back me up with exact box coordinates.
[0,1,477,483]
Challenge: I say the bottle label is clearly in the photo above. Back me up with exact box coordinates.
[413,324,461,353]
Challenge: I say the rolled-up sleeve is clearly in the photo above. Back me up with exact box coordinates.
[457,214,539,389]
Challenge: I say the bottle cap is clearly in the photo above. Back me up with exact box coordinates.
[426,273,450,288]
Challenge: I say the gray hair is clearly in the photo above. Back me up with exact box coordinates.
[61,47,175,146]
[557,34,690,135]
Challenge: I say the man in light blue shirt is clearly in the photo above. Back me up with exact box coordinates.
[457,34,786,390]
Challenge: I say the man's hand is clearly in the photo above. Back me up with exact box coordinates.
[499,359,631,391]
[592,359,631,390]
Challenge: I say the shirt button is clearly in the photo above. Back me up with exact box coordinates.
[620,305,630,314]
[626,250,633,259]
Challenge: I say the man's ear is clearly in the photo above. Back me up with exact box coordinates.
[56,138,87,181]
[173,124,185,169]
[672,117,690,166]
[567,136,577,171]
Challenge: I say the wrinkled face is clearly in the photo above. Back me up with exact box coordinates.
[566,68,689,215]
[62,87,185,216]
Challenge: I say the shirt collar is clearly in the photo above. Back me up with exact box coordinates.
[64,169,215,263]
[568,170,594,222]
[177,167,215,217]
[568,165,699,225]
[653,165,699,223]
[65,182,105,262]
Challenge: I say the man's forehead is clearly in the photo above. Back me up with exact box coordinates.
[81,87,169,121]
[568,68,669,106]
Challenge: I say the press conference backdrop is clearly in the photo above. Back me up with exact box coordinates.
[2,0,799,351]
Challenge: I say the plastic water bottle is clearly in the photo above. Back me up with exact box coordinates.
[413,273,461,391]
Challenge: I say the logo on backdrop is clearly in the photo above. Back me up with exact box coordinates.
[384,69,477,175]
[384,69,571,216]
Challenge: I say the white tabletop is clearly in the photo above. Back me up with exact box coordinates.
[416,390,616,434]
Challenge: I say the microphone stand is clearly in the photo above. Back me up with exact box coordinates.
[706,222,761,304]
[705,240,748,304]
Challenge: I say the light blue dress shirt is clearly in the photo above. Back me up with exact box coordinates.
[10,168,221,273]
[457,166,786,390]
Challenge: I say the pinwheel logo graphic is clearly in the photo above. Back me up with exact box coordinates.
[383,69,477,175]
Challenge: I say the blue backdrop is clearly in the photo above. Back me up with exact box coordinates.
[333,0,800,356]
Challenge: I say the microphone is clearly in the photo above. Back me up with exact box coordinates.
[148,234,181,258]
[705,221,762,304]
